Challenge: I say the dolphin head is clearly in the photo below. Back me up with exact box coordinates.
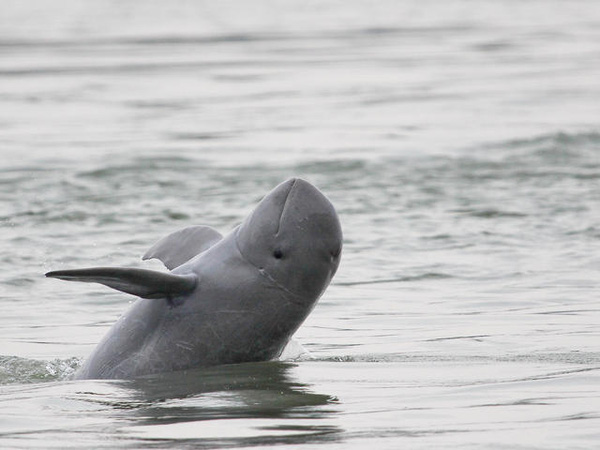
[236,178,342,302]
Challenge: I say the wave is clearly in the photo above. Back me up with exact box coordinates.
[317,351,600,366]
[487,130,600,166]
[336,272,451,286]
[0,356,81,385]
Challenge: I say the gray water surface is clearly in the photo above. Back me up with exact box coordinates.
[1,1,600,448]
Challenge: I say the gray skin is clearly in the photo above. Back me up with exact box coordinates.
[46,178,342,380]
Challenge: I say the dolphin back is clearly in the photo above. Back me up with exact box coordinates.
[142,225,223,269]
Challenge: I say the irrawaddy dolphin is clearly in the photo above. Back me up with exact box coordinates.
[46,178,342,380]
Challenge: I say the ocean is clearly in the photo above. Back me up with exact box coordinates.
[1,1,599,448]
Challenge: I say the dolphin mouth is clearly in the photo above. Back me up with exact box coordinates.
[257,267,308,306]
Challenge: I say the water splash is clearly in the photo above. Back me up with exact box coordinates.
[0,356,81,385]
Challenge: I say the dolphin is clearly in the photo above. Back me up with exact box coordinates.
[46,178,342,380]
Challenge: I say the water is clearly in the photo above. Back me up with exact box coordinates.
[1,0,600,448]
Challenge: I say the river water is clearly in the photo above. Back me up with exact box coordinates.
[1,1,599,448]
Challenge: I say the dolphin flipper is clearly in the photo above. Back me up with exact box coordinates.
[143,225,223,270]
[45,267,197,299]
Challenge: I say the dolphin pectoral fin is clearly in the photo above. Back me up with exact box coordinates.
[45,267,197,299]
[142,225,223,270]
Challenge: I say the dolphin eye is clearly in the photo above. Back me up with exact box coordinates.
[273,249,283,259]
[331,247,341,258]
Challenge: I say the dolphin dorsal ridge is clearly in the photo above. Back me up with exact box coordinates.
[142,225,223,270]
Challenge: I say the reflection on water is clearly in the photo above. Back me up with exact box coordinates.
[122,363,341,445]
[18,362,340,447]
[125,362,337,416]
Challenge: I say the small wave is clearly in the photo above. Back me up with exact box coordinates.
[336,272,451,286]
[494,131,600,166]
[0,32,287,51]
[317,352,600,365]
[169,132,235,142]
[504,131,600,150]
[77,156,203,178]
[450,208,527,219]
[0,355,81,385]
